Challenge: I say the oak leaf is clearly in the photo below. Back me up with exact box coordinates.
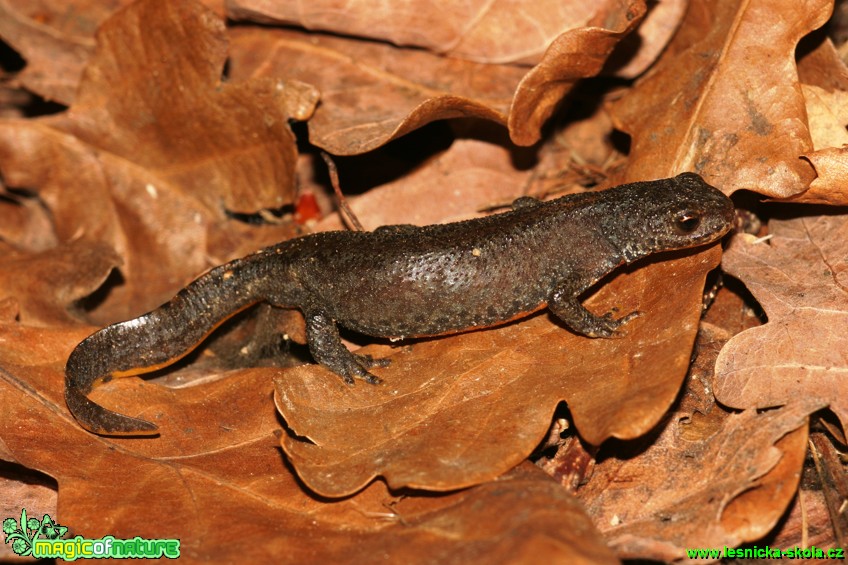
[0,0,133,104]
[230,0,603,66]
[577,325,813,561]
[228,0,645,153]
[714,213,848,433]
[0,0,311,320]
[610,0,830,195]
[0,323,616,564]
[581,400,814,561]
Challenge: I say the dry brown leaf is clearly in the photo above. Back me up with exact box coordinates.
[797,82,848,205]
[714,213,848,432]
[318,138,535,231]
[797,35,848,92]
[228,26,523,155]
[0,0,309,320]
[0,240,119,326]
[579,399,813,561]
[275,244,721,497]
[574,323,813,560]
[605,0,687,79]
[803,148,848,205]
[0,0,227,104]
[0,465,58,562]
[791,37,848,204]
[59,0,314,215]
[0,189,56,251]
[0,323,618,564]
[509,0,645,146]
[802,84,848,149]
[229,0,644,153]
[379,463,621,565]
[230,0,608,66]
[0,0,133,104]
[610,0,830,195]
[788,38,848,205]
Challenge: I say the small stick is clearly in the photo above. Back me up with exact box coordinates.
[320,152,364,232]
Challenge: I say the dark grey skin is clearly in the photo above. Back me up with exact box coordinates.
[65,172,734,435]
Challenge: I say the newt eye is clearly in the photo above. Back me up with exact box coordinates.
[674,212,701,234]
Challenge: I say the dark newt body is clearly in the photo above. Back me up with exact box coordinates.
[65,173,734,435]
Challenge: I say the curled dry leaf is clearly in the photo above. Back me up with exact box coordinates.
[508,0,645,146]
[0,239,120,326]
[576,325,812,561]
[793,48,848,205]
[275,245,722,497]
[0,323,616,564]
[0,0,311,320]
[791,40,848,205]
[580,401,814,561]
[610,0,830,195]
[228,27,521,155]
[803,147,848,205]
[229,0,645,153]
[714,214,848,433]
[0,0,133,104]
[605,0,687,79]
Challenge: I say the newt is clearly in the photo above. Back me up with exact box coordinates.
[65,172,734,435]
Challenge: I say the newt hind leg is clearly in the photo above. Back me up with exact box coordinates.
[304,311,389,384]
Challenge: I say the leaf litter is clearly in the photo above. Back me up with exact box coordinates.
[1,0,847,562]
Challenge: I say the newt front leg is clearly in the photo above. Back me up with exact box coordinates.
[547,281,641,338]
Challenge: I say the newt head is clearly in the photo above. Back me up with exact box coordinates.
[599,172,735,263]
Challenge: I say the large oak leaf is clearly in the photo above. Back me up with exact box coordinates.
[0,322,617,564]
[610,0,830,196]
[0,0,313,320]
[228,0,645,153]
[578,325,813,561]
[714,213,848,433]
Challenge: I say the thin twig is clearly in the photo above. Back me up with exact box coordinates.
[320,151,364,232]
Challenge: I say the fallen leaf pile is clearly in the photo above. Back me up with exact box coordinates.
[1,0,846,562]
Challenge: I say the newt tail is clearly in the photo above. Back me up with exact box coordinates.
[64,248,284,435]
